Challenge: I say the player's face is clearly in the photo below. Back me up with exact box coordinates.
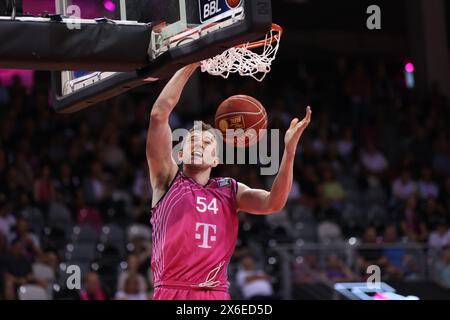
[180,131,219,169]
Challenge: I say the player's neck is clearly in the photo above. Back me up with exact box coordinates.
[182,167,211,186]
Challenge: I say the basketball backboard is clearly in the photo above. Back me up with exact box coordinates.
[54,0,247,94]
[47,0,272,113]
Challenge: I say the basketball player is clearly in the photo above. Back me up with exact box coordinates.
[147,63,312,300]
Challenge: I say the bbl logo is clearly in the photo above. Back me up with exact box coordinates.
[199,0,242,23]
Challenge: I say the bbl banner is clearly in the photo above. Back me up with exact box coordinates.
[198,0,243,23]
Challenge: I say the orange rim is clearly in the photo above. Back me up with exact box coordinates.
[236,23,283,50]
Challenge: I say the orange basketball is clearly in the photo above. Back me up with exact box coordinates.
[215,95,268,148]
[226,0,241,8]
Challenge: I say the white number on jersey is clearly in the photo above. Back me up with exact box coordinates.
[196,197,218,215]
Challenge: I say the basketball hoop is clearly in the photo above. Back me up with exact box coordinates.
[201,23,283,82]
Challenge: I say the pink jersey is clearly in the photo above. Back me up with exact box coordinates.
[151,171,239,293]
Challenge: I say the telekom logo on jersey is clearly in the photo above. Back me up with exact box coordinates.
[195,196,218,249]
[195,223,217,249]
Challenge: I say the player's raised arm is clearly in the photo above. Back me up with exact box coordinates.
[237,107,312,215]
[147,63,199,193]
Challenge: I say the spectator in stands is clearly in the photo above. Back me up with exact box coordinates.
[400,196,427,242]
[440,176,450,212]
[336,128,355,161]
[345,62,372,105]
[0,150,7,187]
[236,255,275,300]
[83,161,109,204]
[33,165,55,209]
[0,230,6,256]
[129,236,152,276]
[372,62,395,103]
[9,217,41,260]
[4,167,27,204]
[48,190,73,225]
[432,134,450,176]
[422,197,446,232]
[325,140,344,174]
[392,170,417,203]
[428,218,450,251]
[75,189,103,236]
[79,271,107,300]
[52,162,81,208]
[320,166,346,211]
[322,254,356,283]
[115,274,148,300]
[360,141,389,189]
[14,154,34,194]
[0,231,7,299]
[0,200,15,239]
[268,98,291,129]
[117,254,147,293]
[298,164,320,209]
[35,250,59,277]
[312,126,329,156]
[408,128,433,168]
[17,192,43,229]
[357,226,383,278]
[418,167,439,200]
[293,254,321,284]
[432,245,450,289]
[99,131,126,170]
[3,239,44,300]
[379,225,408,280]
[317,211,343,244]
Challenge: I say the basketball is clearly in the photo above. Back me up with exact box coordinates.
[226,0,242,8]
[215,95,268,148]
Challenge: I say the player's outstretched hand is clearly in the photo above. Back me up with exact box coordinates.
[284,106,312,155]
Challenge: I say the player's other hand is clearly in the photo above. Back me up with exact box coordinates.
[284,106,312,155]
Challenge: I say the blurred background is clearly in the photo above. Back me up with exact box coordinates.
[1,0,450,300]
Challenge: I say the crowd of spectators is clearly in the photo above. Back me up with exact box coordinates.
[0,57,449,299]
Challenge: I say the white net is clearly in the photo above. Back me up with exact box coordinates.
[200,25,282,82]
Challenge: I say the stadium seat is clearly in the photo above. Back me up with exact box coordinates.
[71,225,99,243]
[338,175,357,190]
[346,189,364,206]
[42,226,68,254]
[48,203,74,230]
[127,224,152,242]
[295,223,318,243]
[20,208,45,235]
[291,205,315,223]
[367,204,389,227]
[65,242,97,262]
[101,224,125,246]
[341,203,365,230]
[317,221,343,244]
[97,243,124,264]
[18,285,49,300]
[364,187,387,206]
[32,263,55,282]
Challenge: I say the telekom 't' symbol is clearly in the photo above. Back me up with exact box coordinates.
[195,223,217,249]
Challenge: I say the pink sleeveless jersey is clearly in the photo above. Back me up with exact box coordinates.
[151,171,239,292]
